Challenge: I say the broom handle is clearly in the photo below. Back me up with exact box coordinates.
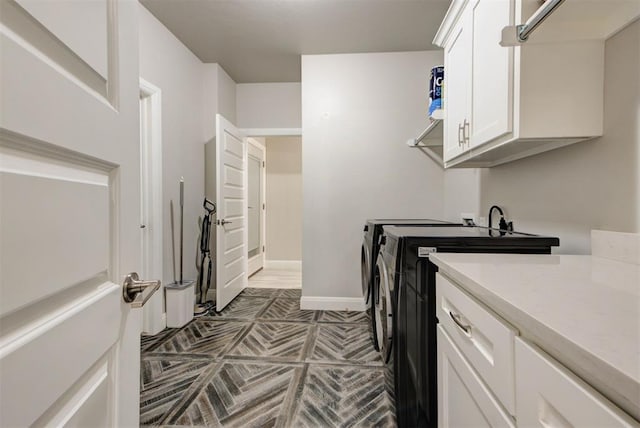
[180,177,184,284]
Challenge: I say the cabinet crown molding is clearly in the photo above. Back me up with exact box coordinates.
[433,0,469,47]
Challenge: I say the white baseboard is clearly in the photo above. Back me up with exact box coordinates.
[300,296,366,312]
[265,260,302,270]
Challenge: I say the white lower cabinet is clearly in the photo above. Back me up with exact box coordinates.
[515,338,637,428]
[436,274,638,427]
[438,326,515,428]
[436,273,517,415]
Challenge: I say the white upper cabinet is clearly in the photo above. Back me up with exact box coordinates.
[433,0,637,168]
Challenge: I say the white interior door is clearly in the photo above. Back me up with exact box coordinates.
[215,114,248,311]
[0,1,144,426]
[247,137,266,276]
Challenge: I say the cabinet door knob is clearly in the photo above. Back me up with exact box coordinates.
[458,123,464,146]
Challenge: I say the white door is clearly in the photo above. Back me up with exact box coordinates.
[470,0,513,148]
[247,137,266,276]
[0,1,145,426]
[215,114,248,311]
[443,6,472,162]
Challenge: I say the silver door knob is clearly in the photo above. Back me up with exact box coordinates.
[218,219,233,225]
[122,272,160,307]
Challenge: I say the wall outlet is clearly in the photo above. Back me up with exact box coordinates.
[460,212,478,226]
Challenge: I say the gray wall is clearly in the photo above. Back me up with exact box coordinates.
[237,83,301,129]
[301,51,445,299]
[265,137,303,261]
[139,5,206,285]
[478,20,640,254]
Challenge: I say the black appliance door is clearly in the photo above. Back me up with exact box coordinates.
[374,254,394,363]
[361,243,371,304]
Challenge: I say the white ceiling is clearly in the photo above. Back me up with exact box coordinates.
[140,0,451,83]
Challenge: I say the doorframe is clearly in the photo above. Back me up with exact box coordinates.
[241,128,302,137]
[242,129,303,277]
[247,137,266,276]
[139,78,164,334]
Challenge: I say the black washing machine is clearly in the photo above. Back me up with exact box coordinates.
[374,226,559,427]
[360,219,459,350]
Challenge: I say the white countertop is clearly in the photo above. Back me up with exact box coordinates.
[430,253,640,421]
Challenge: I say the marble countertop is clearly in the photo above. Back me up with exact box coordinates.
[430,253,640,421]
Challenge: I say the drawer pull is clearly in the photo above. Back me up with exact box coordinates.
[449,311,471,335]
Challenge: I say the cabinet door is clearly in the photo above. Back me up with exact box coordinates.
[469,0,513,148]
[516,338,637,427]
[437,327,515,428]
[436,273,517,415]
[443,8,472,162]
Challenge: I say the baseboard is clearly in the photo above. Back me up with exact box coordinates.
[264,260,302,270]
[300,296,366,312]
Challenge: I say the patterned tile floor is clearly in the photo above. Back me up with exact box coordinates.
[140,288,395,427]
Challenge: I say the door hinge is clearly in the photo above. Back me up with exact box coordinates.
[263,203,265,210]
[262,161,265,167]
[262,246,265,252]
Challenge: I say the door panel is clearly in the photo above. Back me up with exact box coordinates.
[1,284,119,427]
[0,0,141,425]
[14,0,109,79]
[216,115,248,311]
[0,167,109,315]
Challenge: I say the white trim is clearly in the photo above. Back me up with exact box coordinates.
[139,77,165,334]
[264,260,302,270]
[300,296,366,312]
[241,128,302,137]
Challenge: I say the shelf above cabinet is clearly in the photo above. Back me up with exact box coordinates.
[406,113,444,167]
[502,0,640,45]
[407,117,443,148]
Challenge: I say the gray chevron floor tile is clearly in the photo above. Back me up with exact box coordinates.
[168,361,304,427]
[141,295,395,426]
[318,310,370,324]
[206,296,271,320]
[240,287,280,298]
[308,324,383,366]
[228,322,312,362]
[153,319,250,356]
[141,329,179,352]
[292,365,395,428]
[278,288,301,299]
[139,358,212,426]
[258,298,317,322]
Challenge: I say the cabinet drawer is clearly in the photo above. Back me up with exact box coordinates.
[437,326,515,428]
[515,338,637,427]
[436,273,517,415]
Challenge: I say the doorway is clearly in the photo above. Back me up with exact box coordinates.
[246,135,302,289]
[139,78,164,334]
[247,137,266,276]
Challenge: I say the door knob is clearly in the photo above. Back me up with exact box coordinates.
[122,272,160,307]
[218,219,233,225]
